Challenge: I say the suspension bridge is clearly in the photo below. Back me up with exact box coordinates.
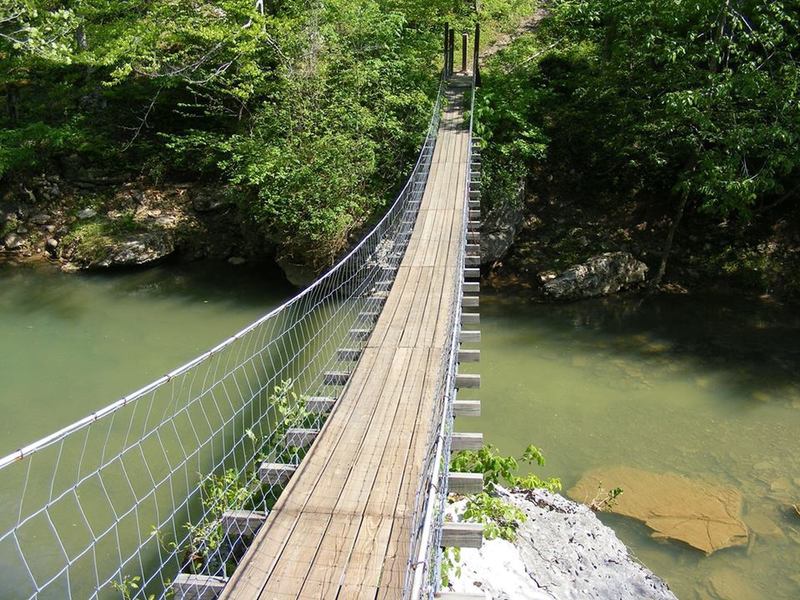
[0,28,485,600]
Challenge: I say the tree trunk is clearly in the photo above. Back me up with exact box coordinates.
[652,193,690,287]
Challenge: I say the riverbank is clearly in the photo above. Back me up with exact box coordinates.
[0,176,275,274]
[482,173,800,304]
[475,2,800,305]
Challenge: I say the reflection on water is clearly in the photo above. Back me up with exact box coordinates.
[0,261,293,455]
[468,291,800,600]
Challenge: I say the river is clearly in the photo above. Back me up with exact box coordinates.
[2,263,799,599]
[0,261,293,457]
[466,291,800,600]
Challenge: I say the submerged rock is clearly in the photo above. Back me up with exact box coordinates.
[705,567,762,600]
[543,252,648,300]
[449,487,677,600]
[568,466,749,554]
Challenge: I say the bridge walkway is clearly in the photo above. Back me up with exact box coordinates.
[221,74,471,600]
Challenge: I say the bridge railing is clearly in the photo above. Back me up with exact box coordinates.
[404,70,477,599]
[0,83,443,600]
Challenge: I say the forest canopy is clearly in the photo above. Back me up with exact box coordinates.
[0,0,532,270]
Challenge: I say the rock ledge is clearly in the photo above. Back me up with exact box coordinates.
[543,252,648,300]
[448,487,677,600]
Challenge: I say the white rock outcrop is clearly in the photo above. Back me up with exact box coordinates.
[447,487,677,600]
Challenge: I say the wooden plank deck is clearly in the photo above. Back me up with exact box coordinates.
[221,74,471,600]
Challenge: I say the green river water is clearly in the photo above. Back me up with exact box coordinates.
[1,263,799,599]
[464,292,800,600]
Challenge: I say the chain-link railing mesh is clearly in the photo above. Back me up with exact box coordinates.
[0,84,443,600]
[403,70,476,599]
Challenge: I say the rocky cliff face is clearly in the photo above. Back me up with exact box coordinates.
[447,487,677,600]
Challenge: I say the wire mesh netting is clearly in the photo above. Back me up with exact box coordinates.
[403,71,476,600]
[0,85,443,600]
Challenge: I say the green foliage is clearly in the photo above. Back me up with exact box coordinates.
[269,378,312,462]
[0,2,78,62]
[60,215,145,262]
[2,0,536,273]
[184,468,251,574]
[443,443,559,586]
[589,486,623,513]
[450,444,517,487]
[462,492,526,541]
[450,443,561,492]
[111,574,159,600]
[479,0,800,220]
[440,546,461,588]
[165,379,312,577]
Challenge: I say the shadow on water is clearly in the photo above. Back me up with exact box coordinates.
[483,290,800,403]
[0,259,296,321]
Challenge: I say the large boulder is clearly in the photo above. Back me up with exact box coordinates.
[568,466,749,554]
[543,252,647,300]
[276,256,317,287]
[480,181,525,264]
[66,230,175,269]
[3,232,25,251]
[449,487,677,600]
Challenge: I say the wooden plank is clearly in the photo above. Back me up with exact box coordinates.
[457,349,480,363]
[358,311,380,324]
[441,522,483,548]
[222,510,267,537]
[323,371,350,386]
[463,268,480,279]
[455,373,480,388]
[453,400,481,417]
[461,313,480,325]
[459,330,481,343]
[448,472,484,494]
[258,463,296,487]
[172,574,227,600]
[336,348,362,361]
[284,428,319,448]
[451,432,484,451]
[349,329,372,341]
[305,396,336,414]
[462,296,479,308]
[463,281,480,294]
